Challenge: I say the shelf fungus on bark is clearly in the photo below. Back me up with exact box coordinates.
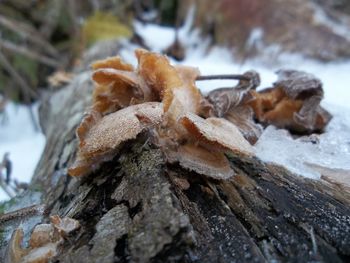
[180,113,254,157]
[68,102,163,177]
[91,56,154,115]
[69,49,255,180]
[5,216,80,263]
[163,114,254,180]
[248,70,332,133]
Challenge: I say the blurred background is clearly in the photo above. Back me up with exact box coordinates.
[1,0,350,200]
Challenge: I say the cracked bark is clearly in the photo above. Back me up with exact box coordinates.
[4,43,349,263]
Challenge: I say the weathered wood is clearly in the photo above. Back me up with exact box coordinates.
[1,42,349,262]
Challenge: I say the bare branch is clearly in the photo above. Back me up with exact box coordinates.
[0,14,59,58]
[196,74,250,81]
[0,39,60,68]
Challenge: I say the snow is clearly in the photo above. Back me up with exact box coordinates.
[0,103,45,201]
[1,8,350,202]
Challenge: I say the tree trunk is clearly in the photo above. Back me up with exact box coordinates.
[3,42,350,263]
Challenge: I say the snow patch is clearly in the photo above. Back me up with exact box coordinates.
[0,103,45,201]
[255,104,350,179]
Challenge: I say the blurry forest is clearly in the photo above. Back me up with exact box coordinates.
[1,0,350,105]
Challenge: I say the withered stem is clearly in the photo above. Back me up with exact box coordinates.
[196,74,249,81]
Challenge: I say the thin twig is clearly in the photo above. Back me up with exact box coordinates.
[0,14,59,58]
[196,74,250,81]
[0,204,46,224]
[0,39,60,68]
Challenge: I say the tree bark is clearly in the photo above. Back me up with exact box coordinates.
[3,42,350,263]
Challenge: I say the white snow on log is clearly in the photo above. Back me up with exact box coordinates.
[255,104,350,179]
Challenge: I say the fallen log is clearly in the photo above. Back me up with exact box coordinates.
[1,43,349,263]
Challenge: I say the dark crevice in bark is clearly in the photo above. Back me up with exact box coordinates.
[114,234,130,263]
[128,201,142,219]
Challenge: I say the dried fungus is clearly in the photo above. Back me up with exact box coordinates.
[68,102,163,176]
[225,106,263,145]
[5,228,28,263]
[50,215,81,237]
[5,216,80,263]
[206,70,260,117]
[181,113,254,157]
[69,50,330,181]
[29,224,57,248]
[69,49,252,179]
[166,143,234,180]
[91,56,134,71]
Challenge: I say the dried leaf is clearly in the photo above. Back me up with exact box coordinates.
[206,70,260,117]
[274,70,323,99]
[225,106,263,144]
[47,71,73,87]
[248,70,332,133]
